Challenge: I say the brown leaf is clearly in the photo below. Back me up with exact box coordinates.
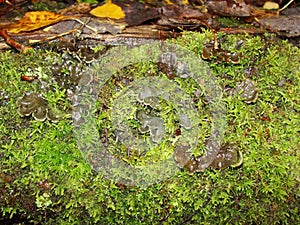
[122,2,159,26]
[207,0,251,17]
[260,15,300,37]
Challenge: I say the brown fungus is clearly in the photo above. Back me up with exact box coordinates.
[209,142,243,169]
[17,92,60,122]
[233,79,259,103]
[201,42,242,64]
[174,141,243,174]
[137,86,160,108]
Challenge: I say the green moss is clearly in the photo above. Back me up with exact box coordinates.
[0,31,299,224]
[216,17,253,29]
[30,0,66,12]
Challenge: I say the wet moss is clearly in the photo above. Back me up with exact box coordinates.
[0,32,299,224]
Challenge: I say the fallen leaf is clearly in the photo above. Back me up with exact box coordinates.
[260,15,300,37]
[207,0,251,17]
[157,4,210,29]
[122,2,159,26]
[263,1,279,10]
[90,0,125,19]
[0,11,77,34]
[46,17,126,35]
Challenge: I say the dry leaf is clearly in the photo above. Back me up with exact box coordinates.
[206,0,251,17]
[0,11,76,34]
[263,1,279,10]
[45,17,126,35]
[90,0,125,19]
[260,15,300,37]
[122,2,159,26]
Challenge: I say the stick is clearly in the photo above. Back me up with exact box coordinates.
[278,0,294,13]
[29,28,78,44]
[0,29,31,53]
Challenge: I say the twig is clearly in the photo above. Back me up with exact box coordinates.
[29,29,78,44]
[0,29,31,53]
[218,27,265,35]
[278,0,294,13]
[0,0,12,4]
[29,17,97,44]
[73,18,98,34]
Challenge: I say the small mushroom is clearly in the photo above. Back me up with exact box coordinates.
[201,46,213,60]
[201,41,242,64]
[157,52,177,79]
[17,92,48,120]
[135,109,150,131]
[143,96,159,108]
[176,141,243,173]
[148,117,165,143]
[32,105,48,121]
[228,52,241,64]
[46,108,61,123]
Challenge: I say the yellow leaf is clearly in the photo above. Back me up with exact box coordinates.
[164,0,173,4]
[1,11,76,34]
[263,1,279,10]
[90,0,125,20]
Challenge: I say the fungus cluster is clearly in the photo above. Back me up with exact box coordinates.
[17,92,60,122]
[174,141,243,174]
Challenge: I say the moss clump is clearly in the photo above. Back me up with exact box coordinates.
[0,31,299,224]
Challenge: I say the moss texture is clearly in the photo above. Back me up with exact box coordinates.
[0,31,299,224]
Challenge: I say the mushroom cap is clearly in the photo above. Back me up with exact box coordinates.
[135,110,166,143]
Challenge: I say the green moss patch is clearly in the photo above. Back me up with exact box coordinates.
[0,31,299,224]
